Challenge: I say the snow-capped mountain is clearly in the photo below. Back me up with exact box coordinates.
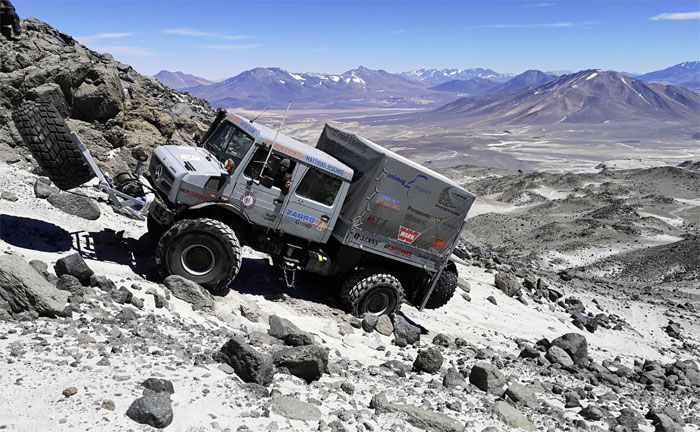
[428,70,700,125]
[401,68,513,86]
[185,66,452,108]
[154,70,214,90]
[638,61,700,89]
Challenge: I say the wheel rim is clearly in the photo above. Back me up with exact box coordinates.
[180,244,215,276]
[361,286,397,315]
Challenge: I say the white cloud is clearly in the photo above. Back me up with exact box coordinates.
[201,44,261,51]
[92,45,166,57]
[651,11,700,21]
[162,28,252,39]
[77,32,135,43]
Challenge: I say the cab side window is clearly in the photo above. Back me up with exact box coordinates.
[296,168,342,206]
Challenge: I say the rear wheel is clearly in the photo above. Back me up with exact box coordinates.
[12,101,95,190]
[341,269,404,317]
[156,218,242,292]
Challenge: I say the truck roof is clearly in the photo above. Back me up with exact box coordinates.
[226,113,354,181]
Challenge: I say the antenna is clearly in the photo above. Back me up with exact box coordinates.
[259,101,292,179]
[250,106,270,123]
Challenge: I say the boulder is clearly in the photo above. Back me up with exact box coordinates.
[47,193,101,220]
[469,362,506,396]
[89,274,116,292]
[26,83,69,116]
[1,191,18,201]
[505,383,539,408]
[125,392,173,428]
[392,314,420,344]
[141,378,174,395]
[55,274,85,295]
[163,275,214,310]
[375,315,393,336]
[54,253,94,284]
[72,66,124,122]
[443,368,466,388]
[272,344,329,383]
[268,315,313,346]
[492,401,534,431]
[0,255,69,317]
[270,396,321,421]
[370,392,464,432]
[361,314,378,332]
[494,271,521,297]
[579,405,606,421]
[220,336,274,386]
[413,347,444,374]
[546,345,575,368]
[109,286,133,304]
[551,333,589,365]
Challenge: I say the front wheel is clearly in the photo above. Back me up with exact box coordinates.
[420,265,458,309]
[156,218,242,292]
[341,269,404,317]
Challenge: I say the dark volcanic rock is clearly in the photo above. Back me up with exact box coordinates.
[142,378,174,395]
[47,193,101,220]
[268,315,313,346]
[361,314,379,332]
[413,347,444,373]
[54,253,94,285]
[392,314,420,344]
[272,344,329,383]
[494,271,521,297]
[55,274,85,295]
[125,392,173,428]
[163,275,214,310]
[0,255,69,317]
[469,362,506,395]
[551,333,588,365]
[220,336,274,386]
[370,392,464,432]
[443,368,466,388]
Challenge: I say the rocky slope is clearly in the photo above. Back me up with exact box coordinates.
[0,18,215,176]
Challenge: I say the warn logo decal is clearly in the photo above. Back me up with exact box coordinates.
[397,226,421,244]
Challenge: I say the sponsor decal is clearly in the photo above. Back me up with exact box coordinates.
[240,192,256,208]
[387,173,431,195]
[180,188,210,200]
[326,128,369,153]
[397,226,421,244]
[375,194,400,211]
[314,220,328,232]
[353,232,378,247]
[384,244,413,257]
[304,154,352,180]
[431,237,447,250]
[435,187,470,216]
[285,209,316,224]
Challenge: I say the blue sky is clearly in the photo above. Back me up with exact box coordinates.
[14,0,700,79]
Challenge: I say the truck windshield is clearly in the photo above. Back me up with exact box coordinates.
[205,122,255,166]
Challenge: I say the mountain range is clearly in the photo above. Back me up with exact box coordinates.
[154,62,700,124]
[423,70,700,125]
[154,70,213,90]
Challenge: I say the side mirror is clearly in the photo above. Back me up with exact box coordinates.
[260,176,274,188]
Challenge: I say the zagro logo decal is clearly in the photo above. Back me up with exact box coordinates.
[387,173,430,195]
[285,209,316,224]
[397,226,421,244]
[375,194,400,211]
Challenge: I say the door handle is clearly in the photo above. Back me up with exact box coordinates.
[274,199,284,204]
[320,215,330,222]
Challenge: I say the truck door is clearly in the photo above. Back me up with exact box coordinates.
[231,146,296,228]
[277,166,347,243]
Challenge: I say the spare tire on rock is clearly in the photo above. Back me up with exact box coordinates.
[12,101,95,190]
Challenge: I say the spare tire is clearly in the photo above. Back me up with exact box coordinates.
[12,101,95,190]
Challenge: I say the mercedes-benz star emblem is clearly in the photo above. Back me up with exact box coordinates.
[154,164,163,180]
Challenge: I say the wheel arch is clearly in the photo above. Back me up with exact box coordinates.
[176,203,252,242]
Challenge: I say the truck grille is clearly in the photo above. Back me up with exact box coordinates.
[150,158,175,194]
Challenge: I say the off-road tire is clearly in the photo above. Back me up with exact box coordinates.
[341,269,404,317]
[421,266,458,309]
[12,101,94,190]
[156,218,242,292]
[146,213,166,240]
